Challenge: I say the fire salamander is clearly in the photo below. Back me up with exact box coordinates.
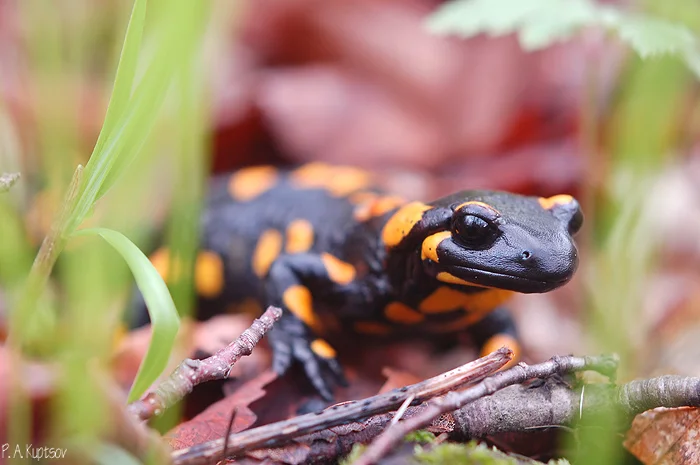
[148,163,582,401]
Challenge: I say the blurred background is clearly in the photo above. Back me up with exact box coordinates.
[1,0,700,463]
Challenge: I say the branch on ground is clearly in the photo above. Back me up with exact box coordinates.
[171,353,700,465]
[354,354,618,465]
[128,306,283,421]
[170,348,513,465]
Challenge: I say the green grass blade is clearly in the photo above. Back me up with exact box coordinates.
[94,3,208,200]
[74,227,180,402]
[89,0,146,164]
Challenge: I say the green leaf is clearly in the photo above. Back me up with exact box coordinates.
[93,2,208,201]
[425,0,700,78]
[74,228,180,402]
[90,0,147,159]
[69,1,208,232]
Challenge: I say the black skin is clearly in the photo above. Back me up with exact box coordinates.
[138,169,583,401]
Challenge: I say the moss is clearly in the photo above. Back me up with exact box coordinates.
[404,430,437,444]
[414,440,571,465]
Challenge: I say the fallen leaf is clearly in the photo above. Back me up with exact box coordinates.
[166,370,279,450]
[624,407,700,464]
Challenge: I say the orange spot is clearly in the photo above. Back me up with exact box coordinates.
[228,166,279,201]
[354,321,392,335]
[538,194,574,210]
[290,163,371,197]
[422,288,513,332]
[370,196,406,217]
[328,167,372,197]
[150,247,170,281]
[321,253,356,285]
[195,251,225,298]
[419,286,472,313]
[252,229,283,277]
[282,285,317,328]
[436,271,475,286]
[384,302,424,324]
[310,339,337,359]
[464,289,513,314]
[421,231,451,262]
[454,201,501,215]
[381,202,431,248]
[289,162,333,186]
[355,195,407,222]
[480,333,520,368]
[285,219,315,254]
[423,286,514,316]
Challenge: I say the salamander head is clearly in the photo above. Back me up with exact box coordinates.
[417,191,582,293]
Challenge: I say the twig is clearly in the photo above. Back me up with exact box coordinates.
[221,407,238,463]
[170,347,513,465]
[232,373,700,464]
[353,354,618,465]
[0,172,20,193]
[128,306,283,421]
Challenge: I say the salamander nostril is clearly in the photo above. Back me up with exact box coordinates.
[521,250,532,261]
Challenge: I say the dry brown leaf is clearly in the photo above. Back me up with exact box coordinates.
[166,370,279,450]
[624,407,700,464]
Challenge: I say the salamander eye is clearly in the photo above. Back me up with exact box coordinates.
[452,214,499,249]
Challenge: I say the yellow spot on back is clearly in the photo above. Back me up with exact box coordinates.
[354,321,392,335]
[329,167,372,197]
[228,166,279,201]
[381,202,431,248]
[194,251,225,298]
[421,231,451,262]
[150,247,170,281]
[310,339,337,359]
[283,285,317,328]
[354,195,407,222]
[321,253,356,285]
[384,302,424,324]
[290,163,371,197]
[538,194,574,210]
[252,229,283,277]
[285,219,314,254]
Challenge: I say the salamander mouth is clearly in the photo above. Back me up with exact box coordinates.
[429,263,570,293]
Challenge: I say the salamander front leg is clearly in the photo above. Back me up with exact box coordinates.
[468,307,521,365]
[264,254,350,401]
